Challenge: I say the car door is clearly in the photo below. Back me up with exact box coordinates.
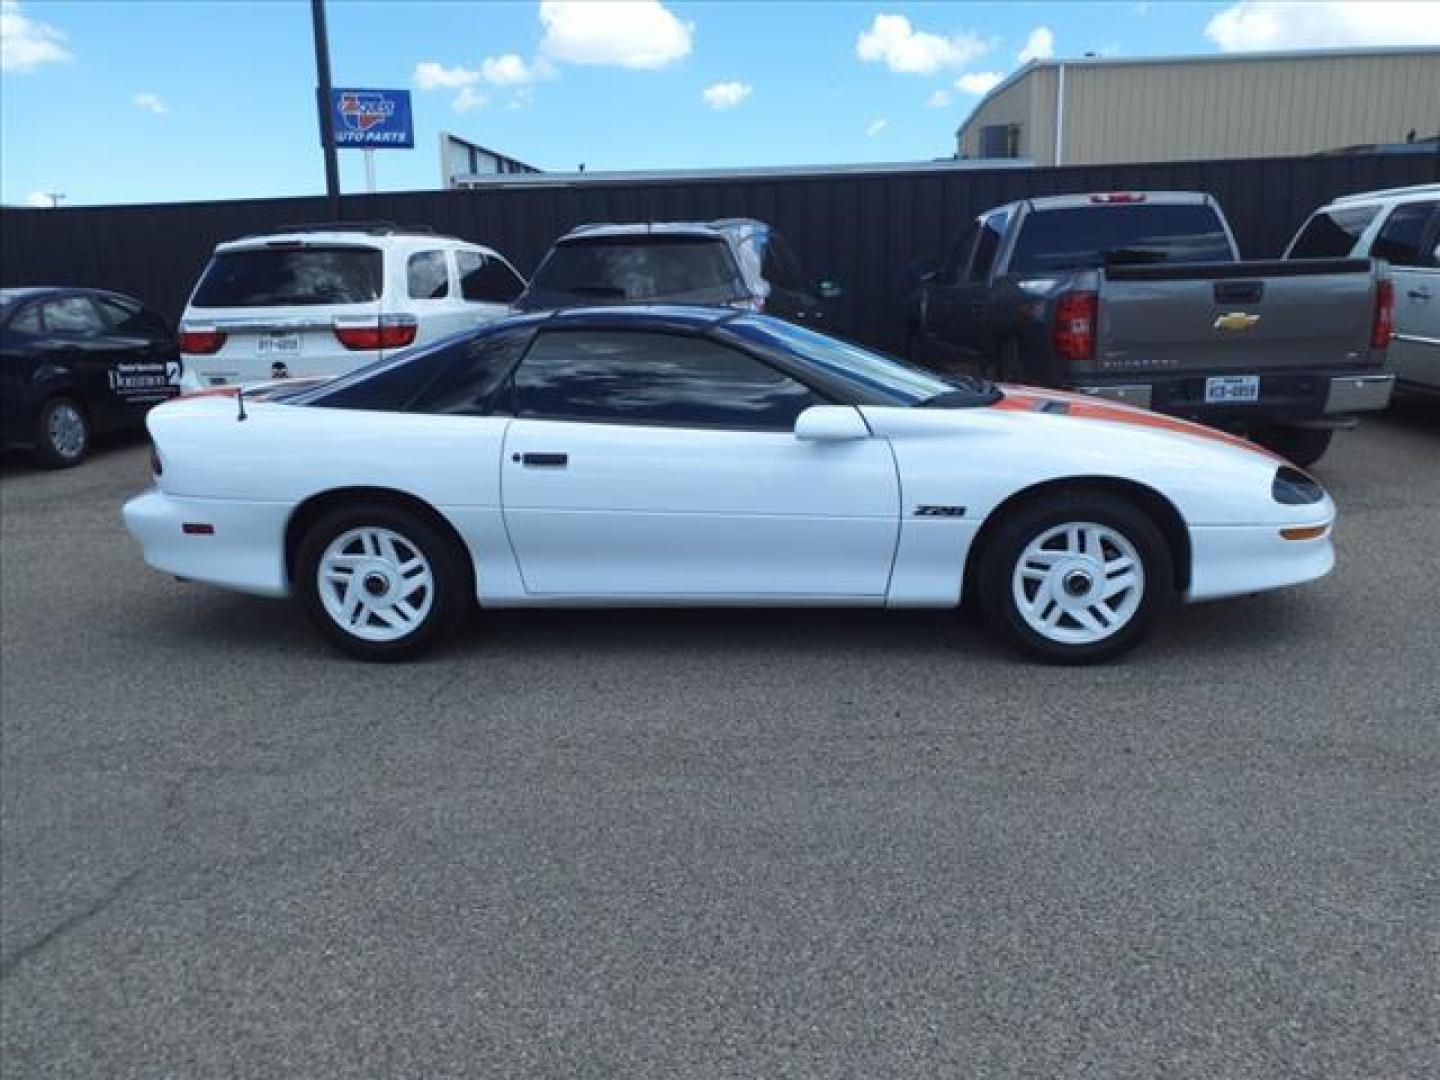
[759,231,824,325]
[949,210,1009,367]
[33,295,124,428]
[499,328,900,598]
[93,296,183,408]
[456,249,525,327]
[926,221,981,359]
[1370,200,1440,389]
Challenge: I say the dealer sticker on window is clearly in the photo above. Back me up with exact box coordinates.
[1205,375,1260,404]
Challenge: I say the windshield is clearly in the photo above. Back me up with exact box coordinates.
[1009,204,1234,272]
[191,246,383,307]
[523,236,745,306]
[722,316,961,407]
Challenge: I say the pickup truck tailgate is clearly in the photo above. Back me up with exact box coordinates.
[1095,258,1381,375]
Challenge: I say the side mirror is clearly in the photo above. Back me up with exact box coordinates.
[794,405,870,442]
[816,278,844,301]
[908,258,939,284]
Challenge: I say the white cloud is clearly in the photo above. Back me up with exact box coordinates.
[481,53,554,86]
[133,92,167,116]
[866,118,889,137]
[702,80,752,109]
[926,88,952,108]
[1206,1,1440,51]
[856,14,990,74]
[414,60,480,89]
[25,190,53,208]
[452,86,487,112]
[956,71,1004,96]
[1017,26,1055,63]
[1,0,72,72]
[539,0,693,69]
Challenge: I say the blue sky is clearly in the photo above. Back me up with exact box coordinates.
[3,1,1436,206]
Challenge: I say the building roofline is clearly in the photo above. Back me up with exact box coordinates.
[955,45,1440,138]
[451,157,1035,189]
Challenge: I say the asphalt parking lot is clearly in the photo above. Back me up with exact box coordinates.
[2,401,1437,1079]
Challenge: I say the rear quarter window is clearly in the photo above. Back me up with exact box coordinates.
[191,246,382,307]
[1288,205,1379,259]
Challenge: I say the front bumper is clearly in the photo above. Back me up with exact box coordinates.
[1186,521,1335,603]
[123,488,292,599]
[1072,371,1395,424]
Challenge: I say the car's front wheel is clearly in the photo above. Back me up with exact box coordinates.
[977,491,1173,664]
[295,501,471,661]
[35,397,90,469]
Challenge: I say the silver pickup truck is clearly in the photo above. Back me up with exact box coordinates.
[905,191,1396,465]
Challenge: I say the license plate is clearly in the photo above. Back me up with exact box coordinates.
[257,331,301,357]
[1205,375,1260,403]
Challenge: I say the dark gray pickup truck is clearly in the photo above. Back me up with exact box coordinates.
[904,191,1396,465]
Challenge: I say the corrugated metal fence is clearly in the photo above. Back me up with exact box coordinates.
[2,152,1434,351]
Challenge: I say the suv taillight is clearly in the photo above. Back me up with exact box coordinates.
[1052,290,1098,362]
[1371,279,1394,350]
[178,327,226,354]
[333,314,419,351]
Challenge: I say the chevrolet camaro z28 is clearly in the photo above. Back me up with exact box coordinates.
[124,307,1335,664]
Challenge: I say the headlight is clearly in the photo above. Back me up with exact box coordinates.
[1272,466,1323,505]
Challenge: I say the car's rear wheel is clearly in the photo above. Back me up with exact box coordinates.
[1255,426,1333,468]
[296,502,470,661]
[977,491,1173,664]
[34,397,90,469]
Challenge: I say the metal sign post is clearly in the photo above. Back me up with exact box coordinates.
[310,0,341,219]
[364,150,377,194]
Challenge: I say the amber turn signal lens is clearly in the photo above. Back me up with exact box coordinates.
[1279,525,1329,541]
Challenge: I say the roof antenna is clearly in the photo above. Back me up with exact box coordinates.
[236,384,248,422]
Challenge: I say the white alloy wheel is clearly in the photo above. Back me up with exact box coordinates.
[1011,522,1145,646]
[317,526,435,643]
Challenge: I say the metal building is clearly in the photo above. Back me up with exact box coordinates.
[956,47,1440,167]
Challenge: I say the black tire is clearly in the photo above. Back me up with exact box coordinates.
[977,490,1174,664]
[33,397,90,469]
[1255,426,1333,468]
[295,500,471,661]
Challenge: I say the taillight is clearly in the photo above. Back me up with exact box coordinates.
[178,327,226,354]
[333,315,419,351]
[1371,279,1393,349]
[1052,290,1098,362]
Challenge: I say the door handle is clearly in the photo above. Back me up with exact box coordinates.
[513,452,568,467]
[1408,287,1431,302]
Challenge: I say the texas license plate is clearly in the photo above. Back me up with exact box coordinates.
[257,331,301,356]
[1205,375,1260,403]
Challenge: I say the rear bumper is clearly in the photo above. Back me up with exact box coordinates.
[123,488,292,599]
[1071,370,1394,425]
[179,350,380,392]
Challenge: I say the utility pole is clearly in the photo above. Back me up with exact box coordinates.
[44,192,66,208]
[310,0,342,220]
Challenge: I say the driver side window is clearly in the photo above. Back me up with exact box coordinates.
[940,222,979,284]
[511,330,820,431]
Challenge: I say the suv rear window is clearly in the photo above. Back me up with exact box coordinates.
[526,236,743,304]
[1008,204,1234,273]
[1288,205,1379,259]
[191,246,383,307]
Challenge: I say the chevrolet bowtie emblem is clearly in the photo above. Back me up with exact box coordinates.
[1214,311,1261,332]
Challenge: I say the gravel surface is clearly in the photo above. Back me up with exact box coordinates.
[2,403,1437,1079]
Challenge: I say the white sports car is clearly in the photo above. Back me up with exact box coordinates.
[124,307,1335,663]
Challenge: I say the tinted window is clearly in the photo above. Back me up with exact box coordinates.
[42,297,105,333]
[526,237,743,304]
[407,251,450,299]
[411,332,529,414]
[97,298,170,339]
[1287,205,1379,258]
[720,317,953,407]
[1009,204,1234,272]
[940,223,979,284]
[8,303,41,334]
[191,246,382,307]
[511,330,819,429]
[969,212,1008,282]
[762,233,809,293]
[458,251,525,303]
[1371,201,1438,268]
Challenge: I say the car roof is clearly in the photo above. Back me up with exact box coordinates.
[1025,191,1210,212]
[0,286,140,306]
[1327,183,1440,205]
[557,219,769,245]
[214,231,503,257]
